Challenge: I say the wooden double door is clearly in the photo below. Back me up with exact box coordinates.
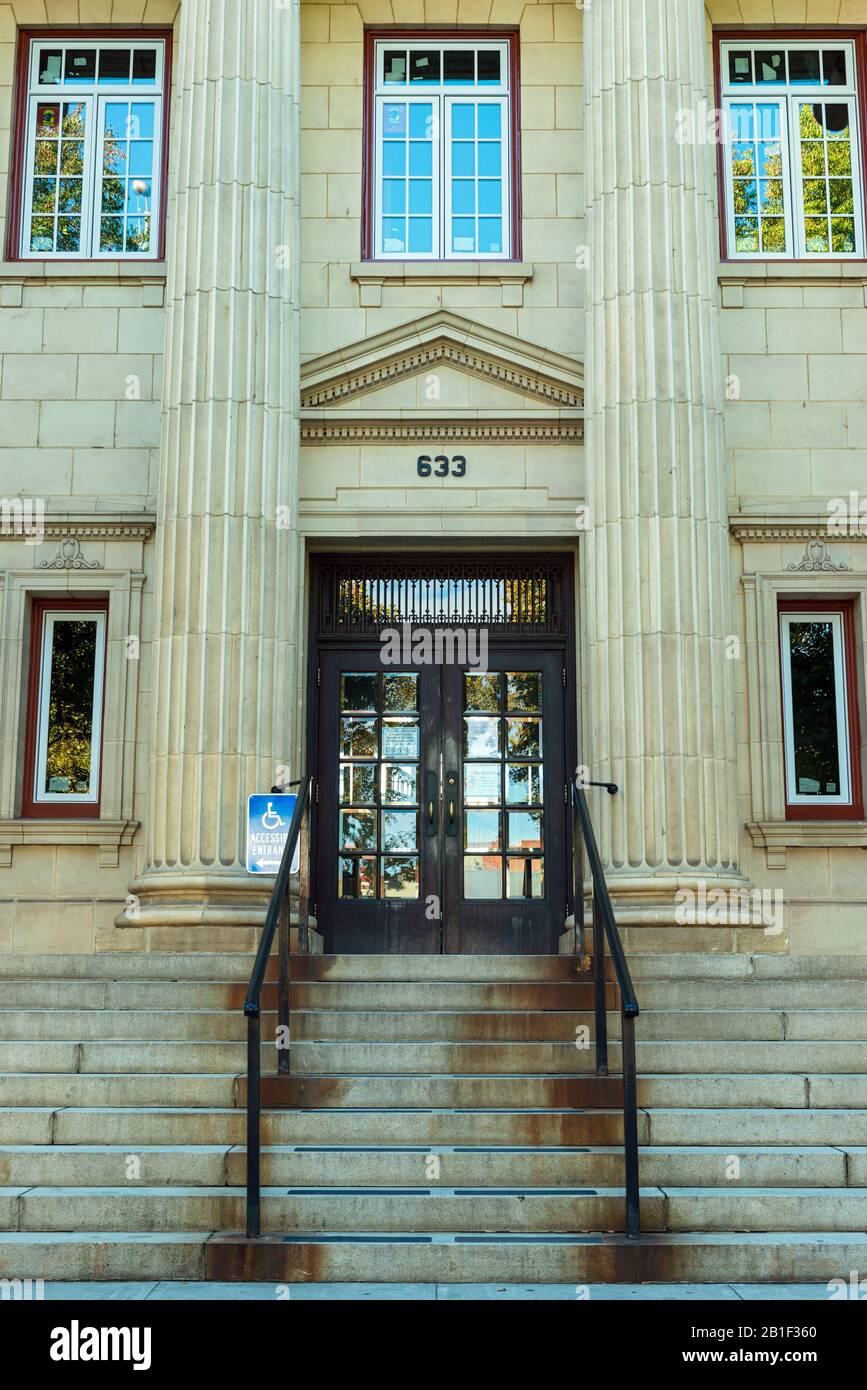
[314,645,570,953]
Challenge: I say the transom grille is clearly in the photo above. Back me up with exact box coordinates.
[316,558,566,637]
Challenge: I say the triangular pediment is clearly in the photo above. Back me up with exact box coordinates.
[300,311,584,416]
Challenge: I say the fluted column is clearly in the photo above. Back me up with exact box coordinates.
[582,0,747,923]
[121,0,301,929]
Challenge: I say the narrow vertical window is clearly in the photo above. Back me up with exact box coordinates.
[779,605,863,818]
[25,605,107,815]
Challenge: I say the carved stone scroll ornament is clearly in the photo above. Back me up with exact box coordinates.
[786,539,851,573]
[37,536,103,570]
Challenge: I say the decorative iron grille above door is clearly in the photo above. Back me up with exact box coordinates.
[314,556,567,639]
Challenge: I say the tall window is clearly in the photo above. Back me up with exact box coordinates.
[779,603,863,820]
[367,35,516,260]
[719,37,865,258]
[16,35,167,259]
[24,603,107,817]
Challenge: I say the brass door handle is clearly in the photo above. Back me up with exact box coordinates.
[445,772,458,837]
[425,771,438,838]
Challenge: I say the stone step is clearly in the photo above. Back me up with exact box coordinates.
[0,1011,248,1043]
[9,1007,866,1044]
[0,1230,865,1284]
[8,975,867,1014]
[0,1185,664,1233]
[0,1142,860,1189]
[637,980,867,1011]
[645,1107,867,1146]
[225,1144,858,1189]
[10,1070,857,1110]
[0,1106,635,1147]
[0,954,591,984]
[0,1042,249,1074]
[0,1145,232,1186]
[4,1185,867,1234]
[5,1104,867,1148]
[3,980,610,1013]
[1,952,866,986]
[204,1230,867,1285]
[0,954,259,982]
[254,1072,867,1108]
[288,1009,867,1043]
[0,1074,238,1107]
[284,1039,867,1075]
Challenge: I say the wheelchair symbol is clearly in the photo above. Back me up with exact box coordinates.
[261,802,285,830]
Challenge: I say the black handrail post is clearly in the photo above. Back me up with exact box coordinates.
[243,774,312,1244]
[571,781,640,1241]
[621,1008,641,1238]
[592,892,608,1076]
[278,890,290,1077]
[299,801,310,957]
[246,1010,261,1238]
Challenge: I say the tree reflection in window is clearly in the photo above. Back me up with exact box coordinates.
[43,619,98,795]
[788,620,841,796]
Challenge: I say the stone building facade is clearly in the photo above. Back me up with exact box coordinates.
[0,0,866,958]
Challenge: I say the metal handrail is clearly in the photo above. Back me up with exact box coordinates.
[572,781,641,1239]
[244,775,313,1239]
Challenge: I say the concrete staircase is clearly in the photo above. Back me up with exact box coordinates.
[0,950,866,1283]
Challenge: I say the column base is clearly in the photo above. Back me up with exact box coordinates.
[116,871,308,932]
[558,871,788,955]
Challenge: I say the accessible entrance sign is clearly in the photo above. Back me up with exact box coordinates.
[245,794,300,875]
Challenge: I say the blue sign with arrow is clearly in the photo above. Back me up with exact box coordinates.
[246,794,299,875]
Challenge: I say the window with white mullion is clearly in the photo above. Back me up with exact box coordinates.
[24,93,95,257]
[445,97,509,259]
[92,95,162,258]
[21,37,164,258]
[375,95,440,260]
[780,611,853,808]
[724,97,792,257]
[372,36,512,261]
[721,37,865,258]
[789,94,864,257]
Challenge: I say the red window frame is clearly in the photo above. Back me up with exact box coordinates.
[361,27,522,262]
[5,26,173,264]
[21,597,109,820]
[713,28,867,263]
[777,597,864,822]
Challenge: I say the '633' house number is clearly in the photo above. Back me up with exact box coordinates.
[417,455,467,477]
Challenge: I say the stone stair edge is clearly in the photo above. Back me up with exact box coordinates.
[1,952,867,981]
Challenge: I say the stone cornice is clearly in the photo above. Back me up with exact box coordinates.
[730,515,861,542]
[39,518,156,539]
[300,417,584,445]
